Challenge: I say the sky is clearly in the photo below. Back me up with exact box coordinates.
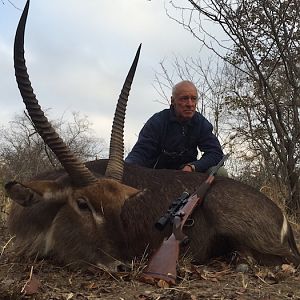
[0,0,207,152]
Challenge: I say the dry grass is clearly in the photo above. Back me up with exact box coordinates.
[259,182,287,211]
[0,184,9,223]
[259,180,300,226]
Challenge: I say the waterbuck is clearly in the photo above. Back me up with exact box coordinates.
[5,0,300,273]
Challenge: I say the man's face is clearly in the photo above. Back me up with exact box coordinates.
[171,83,198,122]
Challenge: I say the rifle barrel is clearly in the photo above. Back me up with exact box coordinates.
[208,154,230,176]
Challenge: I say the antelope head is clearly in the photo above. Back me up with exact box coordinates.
[7,0,142,215]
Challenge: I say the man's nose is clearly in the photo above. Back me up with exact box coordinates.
[185,98,195,105]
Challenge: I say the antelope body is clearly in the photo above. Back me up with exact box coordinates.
[6,160,300,268]
[6,0,300,270]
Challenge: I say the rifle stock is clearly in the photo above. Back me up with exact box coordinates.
[141,234,179,284]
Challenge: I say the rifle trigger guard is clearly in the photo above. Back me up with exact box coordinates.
[184,218,194,227]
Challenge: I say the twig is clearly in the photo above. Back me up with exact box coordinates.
[0,236,15,257]
[21,265,34,294]
[87,262,120,281]
[7,0,22,10]
[130,244,149,278]
[255,274,270,285]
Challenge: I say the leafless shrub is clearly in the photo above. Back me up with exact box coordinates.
[0,111,107,183]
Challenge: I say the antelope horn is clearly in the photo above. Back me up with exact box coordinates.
[14,0,97,187]
[105,44,141,181]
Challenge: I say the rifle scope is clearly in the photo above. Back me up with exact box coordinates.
[155,191,190,231]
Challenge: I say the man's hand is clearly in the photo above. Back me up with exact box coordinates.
[181,164,195,172]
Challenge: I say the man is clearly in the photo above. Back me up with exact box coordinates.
[125,80,226,174]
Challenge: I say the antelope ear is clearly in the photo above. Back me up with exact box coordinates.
[99,180,143,214]
[122,184,142,200]
[5,181,44,207]
[5,180,62,207]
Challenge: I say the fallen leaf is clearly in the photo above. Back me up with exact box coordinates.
[281,264,296,274]
[235,287,247,295]
[255,269,278,284]
[22,274,40,295]
[157,279,170,288]
[66,292,74,300]
[86,282,97,290]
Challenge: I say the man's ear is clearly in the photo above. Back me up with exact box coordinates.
[171,96,175,105]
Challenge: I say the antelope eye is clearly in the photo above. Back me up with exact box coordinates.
[76,198,90,211]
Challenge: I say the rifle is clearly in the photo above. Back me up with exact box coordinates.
[140,154,229,285]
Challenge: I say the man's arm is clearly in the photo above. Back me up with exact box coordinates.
[189,117,224,173]
[125,114,162,168]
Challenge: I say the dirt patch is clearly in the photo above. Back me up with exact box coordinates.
[1,222,300,300]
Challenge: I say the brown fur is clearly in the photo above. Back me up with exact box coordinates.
[6,159,300,268]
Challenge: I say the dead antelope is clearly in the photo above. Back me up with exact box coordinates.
[6,0,300,271]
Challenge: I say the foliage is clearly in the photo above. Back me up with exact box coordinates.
[0,111,106,182]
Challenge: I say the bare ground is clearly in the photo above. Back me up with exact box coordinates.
[1,222,300,300]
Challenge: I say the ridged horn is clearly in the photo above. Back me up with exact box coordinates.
[14,0,97,186]
[105,44,142,181]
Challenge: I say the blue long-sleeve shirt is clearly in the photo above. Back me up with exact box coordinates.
[125,107,223,172]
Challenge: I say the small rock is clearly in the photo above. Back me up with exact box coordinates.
[236,263,249,273]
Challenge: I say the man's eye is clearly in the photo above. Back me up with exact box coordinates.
[178,96,198,102]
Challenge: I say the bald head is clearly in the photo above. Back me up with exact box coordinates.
[172,81,198,99]
[171,81,198,122]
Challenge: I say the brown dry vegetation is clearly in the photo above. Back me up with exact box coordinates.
[1,186,300,300]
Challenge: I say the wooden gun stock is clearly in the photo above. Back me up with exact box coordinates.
[141,234,179,284]
[140,154,229,285]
